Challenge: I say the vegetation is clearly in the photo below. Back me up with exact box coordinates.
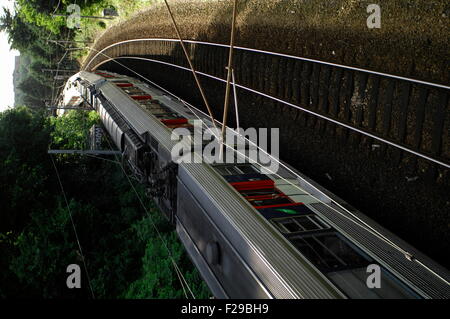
[0,0,157,109]
[0,0,211,299]
[0,107,210,299]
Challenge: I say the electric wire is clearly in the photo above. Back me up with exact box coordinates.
[101,132,197,299]
[92,55,450,169]
[84,38,450,90]
[50,154,96,299]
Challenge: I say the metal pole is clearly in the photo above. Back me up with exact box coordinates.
[52,14,115,20]
[42,69,78,73]
[220,0,238,156]
[48,150,121,155]
[47,107,92,110]
[48,40,93,44]
[66,47,87,51]
[232,69,240,130]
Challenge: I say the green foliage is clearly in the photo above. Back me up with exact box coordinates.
[10,201,83,298]
[16,0,70,34]
[50,110,100,149]
[0,0,157,109]
[0,0,210,299]
[124,204,210,299]
[0,8,38,51]
[0,107,211,299]
[125,227,211,299]
[0,108,54,297]
[0,107,52,232]
[0,5,68,108]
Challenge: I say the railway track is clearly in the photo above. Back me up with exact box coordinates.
[84,38,450,178]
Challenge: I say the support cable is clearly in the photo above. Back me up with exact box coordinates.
[163,0,218,132]
[50,154,96,299]
[221,0,238,156]
[92,55,450,169]
[102,136,196,299]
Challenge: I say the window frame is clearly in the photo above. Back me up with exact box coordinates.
[271,214,331,235]
[289,231,373,273]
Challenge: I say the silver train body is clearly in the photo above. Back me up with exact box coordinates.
[62,70,450,299]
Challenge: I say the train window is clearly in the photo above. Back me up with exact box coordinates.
[154,113,180,119]
[271,215,330,234]
[239,188,283,197]
[236,164,260,174]
[247,195,292,208]
[327,267,420,299]
[290,233,372,272]
[123,87,145,94]
[146,107,167,114]
[150,109,173,116]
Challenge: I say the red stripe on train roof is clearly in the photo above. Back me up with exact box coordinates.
[161,118,188,125]
[230,179,274,191]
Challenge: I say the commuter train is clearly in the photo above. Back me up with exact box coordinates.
[61,70,450,299]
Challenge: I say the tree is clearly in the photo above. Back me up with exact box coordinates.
[16,76,51,108]
[10,201,88,298]
[0,104,210,299]
[1,9,32,51]
[0,107,53,232]
[50,110,100,150]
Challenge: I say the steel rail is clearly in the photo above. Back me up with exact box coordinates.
[92,56,450,169]
[84,38,450,90]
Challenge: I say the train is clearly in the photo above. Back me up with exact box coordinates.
[60,70,450,299]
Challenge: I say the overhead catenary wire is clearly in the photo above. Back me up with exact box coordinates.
[49,154,96,299]
[173,259,189,299]
[50,32,73,106]
[178,98,450,288]
[84,153,121,165]
[84,38,450,91]
[91,55,450,169]
[101,132,197,299]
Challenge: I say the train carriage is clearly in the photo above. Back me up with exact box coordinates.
[60,70,450,299]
